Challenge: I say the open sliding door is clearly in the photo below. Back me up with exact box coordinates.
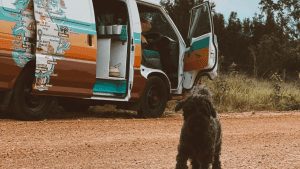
[33,0,97,97]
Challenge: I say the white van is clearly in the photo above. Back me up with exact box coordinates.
[0,0,218,120]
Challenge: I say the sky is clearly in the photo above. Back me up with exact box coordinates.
[212,0,261,20]
[154,0,261,20]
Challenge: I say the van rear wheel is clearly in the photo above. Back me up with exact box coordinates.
[138,76,168,118]
[11,65,55,120]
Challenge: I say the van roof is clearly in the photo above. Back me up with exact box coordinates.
[136,0,161,6]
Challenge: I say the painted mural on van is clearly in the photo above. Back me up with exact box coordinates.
[33,0,71,90]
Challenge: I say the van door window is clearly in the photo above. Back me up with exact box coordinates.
[188,4,212,41]
[137,4,180,88]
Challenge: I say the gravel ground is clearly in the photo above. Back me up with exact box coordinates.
[0,110,299,169]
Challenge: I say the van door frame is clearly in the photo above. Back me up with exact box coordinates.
[91,0,136,102]
[135,1,186,95]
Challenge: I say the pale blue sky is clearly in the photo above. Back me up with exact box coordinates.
[154,0,261,20]
[212,0,260,20]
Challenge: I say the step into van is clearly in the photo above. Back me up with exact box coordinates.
[0,0,218,120]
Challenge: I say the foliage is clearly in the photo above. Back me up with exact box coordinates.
[203,74,300,112]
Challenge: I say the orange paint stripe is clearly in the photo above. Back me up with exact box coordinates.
[134,44,142,68]
[64,33,97,61]
[0,20,15,52]
[184,48,209,71]
[0,35,14,51]
[0,20,15,34]
[68,33,94,46]
[65,45,97,61]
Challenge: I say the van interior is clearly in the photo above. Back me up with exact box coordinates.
[91,0,180,97]
[137,3,180,89]
[92,0,130,97]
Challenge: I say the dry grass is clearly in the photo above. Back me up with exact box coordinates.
[201,74,300,112]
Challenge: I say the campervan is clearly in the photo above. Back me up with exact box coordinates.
[0,0,218,120]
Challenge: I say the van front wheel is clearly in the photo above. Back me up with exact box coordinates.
[11,65,56,120]
[138,76,168,118]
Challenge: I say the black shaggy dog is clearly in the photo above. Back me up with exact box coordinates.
[175,92,222,169]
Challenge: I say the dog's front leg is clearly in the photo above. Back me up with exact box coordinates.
[200,156,212,169]
[175,144,189,169]
[191,159,200,169]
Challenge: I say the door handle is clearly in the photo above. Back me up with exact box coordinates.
[87,34,93,46]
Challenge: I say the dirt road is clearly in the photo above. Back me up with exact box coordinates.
[0,110,299,169]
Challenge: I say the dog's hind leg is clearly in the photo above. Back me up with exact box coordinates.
[212,145,222,169]
[212,157,221,169]
[213,123,222,169]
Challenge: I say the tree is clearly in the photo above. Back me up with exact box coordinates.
[161,0,204,42]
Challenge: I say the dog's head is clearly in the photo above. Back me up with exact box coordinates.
[175,96,217,120]
[194,97,217,118]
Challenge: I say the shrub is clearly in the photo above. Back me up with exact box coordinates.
[202,74,300,112]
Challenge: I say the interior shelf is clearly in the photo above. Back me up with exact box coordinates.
[96,38,128,80]
[103,77,126,80]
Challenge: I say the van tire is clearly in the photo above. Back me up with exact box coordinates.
[138,76,168,118]
[11,65,55,121]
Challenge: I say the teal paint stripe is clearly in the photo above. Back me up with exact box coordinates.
[190,37,210,51]
[0,7,18,22]
[93,79,127,94]
[133,32,141,44]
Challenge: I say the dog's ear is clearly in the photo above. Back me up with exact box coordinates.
[175,101,184,112]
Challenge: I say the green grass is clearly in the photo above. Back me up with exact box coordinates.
[202,74,300,112]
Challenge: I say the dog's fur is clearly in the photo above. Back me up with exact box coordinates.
[175,87,222,169]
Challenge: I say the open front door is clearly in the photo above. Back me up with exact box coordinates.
[183,2,217,89]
